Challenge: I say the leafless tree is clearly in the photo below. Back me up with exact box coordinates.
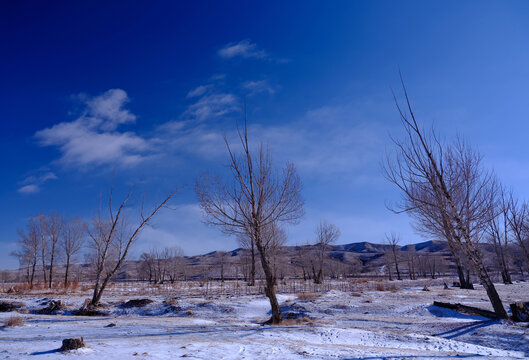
[34,214,48,286]
[296,244,311,281]
[196,115,304,324]
[311,220,340,284]
[139,251,155,282]
[87,185,177,306]
[166,246,185,283]
[61,217,86,286]
[384,78,507,318]
[385,232,402,280]
[41,213,64,288]
[13,218,40,286]
[508,199,529,270]
[486,187,512,284]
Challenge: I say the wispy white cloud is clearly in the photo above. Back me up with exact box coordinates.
[182,92,238,122]
[18,184,40,194]
[218,39,267,60]
[187,84,214,98]
[35,89,151,168]
[17,170,58,194]
[242,80,275,96]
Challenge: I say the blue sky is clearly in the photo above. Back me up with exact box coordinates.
[2,1,529,268]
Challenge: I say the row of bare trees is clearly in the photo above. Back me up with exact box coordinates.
[13,214,85,288]
[13,185,178,308]
[138,246,185,284]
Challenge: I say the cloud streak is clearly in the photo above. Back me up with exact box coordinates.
[218,39,268,60]
[18,170,58,194]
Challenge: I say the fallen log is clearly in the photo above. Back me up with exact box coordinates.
[433,301,501,319]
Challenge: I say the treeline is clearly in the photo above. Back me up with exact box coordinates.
[12,213,85,288]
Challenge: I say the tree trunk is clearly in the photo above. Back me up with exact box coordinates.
[42,255,47,287]
[30,259,36,286]
[249,241,256,286]
[64,255,70,287]
[48,244,55,288]
[255,236,282,324]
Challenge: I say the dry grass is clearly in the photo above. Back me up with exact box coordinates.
[297,292,323,301]
[281,316,314,325]
[375,283,386,291]
[333,303,349,310]
[3,316,24,327]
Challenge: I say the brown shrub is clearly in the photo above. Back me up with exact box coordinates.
[375,283,385,291]
[3,316,24,327]
[297,292,323,301]
[281,316,314,326]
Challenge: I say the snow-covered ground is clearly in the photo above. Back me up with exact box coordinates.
[1,280,528,359]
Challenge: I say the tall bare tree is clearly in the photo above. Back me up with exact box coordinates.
[61,217,86,286]
[87,185,177,306]
[385,232,402,280]
[384,79,507,318]
[486,187,512,284]
[13,218,40,286]
[312,220,340,284]
[42,213,63,288]
[508,199,529,270]
[196,116,304,324]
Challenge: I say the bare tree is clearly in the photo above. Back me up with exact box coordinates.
[34,214,48,286]
[13,218,40,286]
[61,217,86,286]
[508,199,529,270]
[42,213,63,288]
[385,232,402,280]
[196,116,304,324]
[139,251,155,282]
[486,187,512,284]
[87,185,177,307]
[166,246,185,283]
[384,79,508,318]
[312,220,340,284]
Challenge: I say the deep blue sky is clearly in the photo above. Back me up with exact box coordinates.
[2,1,529,268]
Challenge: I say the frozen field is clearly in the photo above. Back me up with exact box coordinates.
[0,280,528,359]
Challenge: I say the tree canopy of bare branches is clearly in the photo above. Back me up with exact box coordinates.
[196,115,304,324]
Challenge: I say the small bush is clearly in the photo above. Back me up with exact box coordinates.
[3,316,24,327]
[297,292,322,301]
[375,283,385,291]
[281,316,314,326]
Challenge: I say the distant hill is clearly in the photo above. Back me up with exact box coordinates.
[1,239,508,282]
